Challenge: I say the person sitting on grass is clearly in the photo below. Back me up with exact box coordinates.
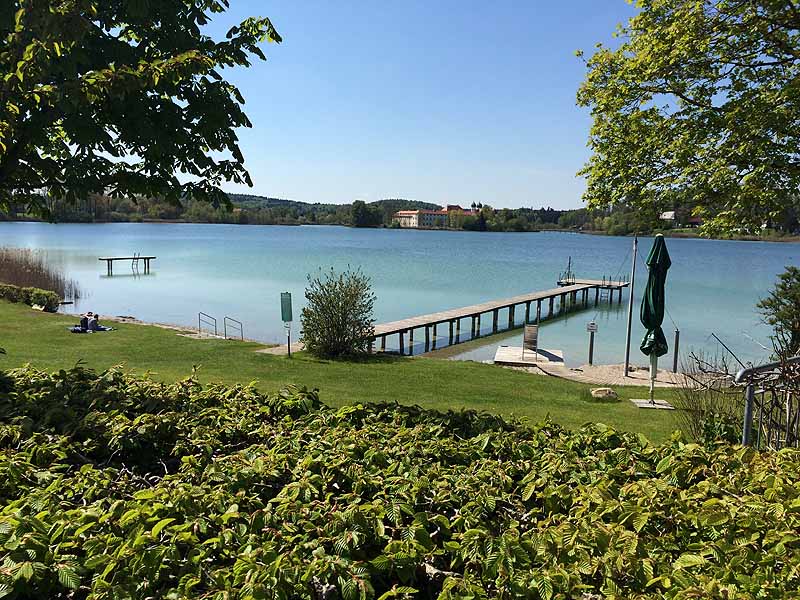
[79,313,89,331]
[87,311,113,332]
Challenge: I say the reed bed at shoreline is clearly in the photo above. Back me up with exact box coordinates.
[0,247,81,300]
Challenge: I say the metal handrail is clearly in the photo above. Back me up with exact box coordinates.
[735,355,800,447]
[734,355,800,383]
[198,312,217,336]
[223,316,244,341]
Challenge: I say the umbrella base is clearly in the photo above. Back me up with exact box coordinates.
[630,398,674,410]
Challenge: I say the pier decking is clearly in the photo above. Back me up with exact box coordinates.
[373,279,628,355]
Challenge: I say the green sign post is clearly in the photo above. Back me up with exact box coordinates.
[281,292,292,357]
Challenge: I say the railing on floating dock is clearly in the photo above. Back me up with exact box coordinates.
[99,255,156,275]
[373,279,628,355]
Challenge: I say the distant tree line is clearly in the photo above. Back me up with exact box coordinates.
[2,193,797,238]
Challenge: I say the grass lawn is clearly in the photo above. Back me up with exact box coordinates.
[0,300,681,441]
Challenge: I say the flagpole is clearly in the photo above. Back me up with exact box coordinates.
[623,235,638,376]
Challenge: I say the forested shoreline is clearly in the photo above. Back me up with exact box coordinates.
[2,193,798,239]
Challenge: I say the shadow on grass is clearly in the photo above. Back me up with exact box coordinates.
[272,351,409,366]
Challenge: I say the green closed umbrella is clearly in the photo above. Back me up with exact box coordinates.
[640,234,671,403]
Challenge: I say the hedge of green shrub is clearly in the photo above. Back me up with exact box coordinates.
[0,284,60,312]
[0,366,799,599]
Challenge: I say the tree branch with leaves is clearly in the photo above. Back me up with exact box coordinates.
[577,0,800,236]
[0,0,281,216]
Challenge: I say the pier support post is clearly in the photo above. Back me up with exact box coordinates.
[471,316,476,338]
[432,323,437,350]
[380,335,386,352]
[476,314,481,338]
[618,288,623,304]
[594,287,599,306]
[425,326,430,352]
[673,329,680,373]
[508,305,515,329]
[456,318,461,343]
[525,301,531,323]
[492,309,499,333]
[409,328,414,355]
[448,320,453,345]
[536,300,542,323]
[548,297,554,318]
[560,293,566,314]
[399,331,405,355]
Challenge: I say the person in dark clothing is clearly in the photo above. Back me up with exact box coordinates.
[79,314,89,330]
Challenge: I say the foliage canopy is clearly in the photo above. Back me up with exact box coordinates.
[578,0,800,235]
[758,265,800,355]
[0,1,281,214]
[1,366,800,598]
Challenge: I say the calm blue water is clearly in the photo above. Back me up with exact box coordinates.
[1,222,796,367]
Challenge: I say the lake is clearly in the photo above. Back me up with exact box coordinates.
[1,222,797,367]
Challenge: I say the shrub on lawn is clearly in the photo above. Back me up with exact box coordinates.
[1,366,799,599]
[300,267,376,358]
[0,283,60,312]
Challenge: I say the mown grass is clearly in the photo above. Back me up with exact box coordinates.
[0,300,680,441]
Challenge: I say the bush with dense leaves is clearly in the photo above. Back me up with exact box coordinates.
[0,366,799,599]
[300,267,376,358]
[0,284,60,311]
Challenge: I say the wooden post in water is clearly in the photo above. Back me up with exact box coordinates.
[594,287,599,306]
[456,318,461,343]
[549,297,554,318]
[399,331,405,355]
[536,300,542,323]
[476,314,481,337]
[424,326,430,352]
[492,309,499,333]
[673,329,680,373]
[448,320,453,345]
[525,301,531,324]
[508,305,515,328]
[380,335,386,352]
[409,328,414,355]
[432,323,437,350]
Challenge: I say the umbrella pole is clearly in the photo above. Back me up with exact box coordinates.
[649,353,657,404]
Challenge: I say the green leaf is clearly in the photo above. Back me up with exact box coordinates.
[673,553,707,570]
[152,518,176,537]
[57,566,80,590]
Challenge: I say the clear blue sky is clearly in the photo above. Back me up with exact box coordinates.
[207,1,636,209]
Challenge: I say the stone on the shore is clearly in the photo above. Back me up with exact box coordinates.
[590,387,618,400]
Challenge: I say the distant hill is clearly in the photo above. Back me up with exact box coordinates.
[228,194,339,210]
[229,194,440,213]
[367,198,440,213]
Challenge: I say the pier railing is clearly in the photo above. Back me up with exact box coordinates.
[198,312,217,337]
[224,316,244,341]
[735,355,800,449]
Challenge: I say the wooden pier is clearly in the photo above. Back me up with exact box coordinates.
[99,255,156,275]
[373,278,628,355]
